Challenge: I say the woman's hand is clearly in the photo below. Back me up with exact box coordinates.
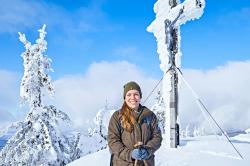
[131,147,151,160]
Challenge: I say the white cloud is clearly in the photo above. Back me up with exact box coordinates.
[50,61,158,130]
[0,70,21,128]
[179,60,250,133]
[1,60,250,134]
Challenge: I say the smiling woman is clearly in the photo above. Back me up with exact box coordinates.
[107,81,162,166]
[123,81,142,109]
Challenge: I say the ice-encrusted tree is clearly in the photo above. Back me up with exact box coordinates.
[19,24,54,109]
[93,103,110,140]
[151,90,166,134]
[79,103,115,156]
[90,102,115,143]
[0,25,81,166]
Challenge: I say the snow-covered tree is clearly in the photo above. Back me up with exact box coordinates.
[78,104,115,156]
[0,25,81,166]
[19,24,54,109]
[151,90,166,134]
[193,126,205,137]
[184,125,190,138]
[0,106,81,165]
[90,102,114,142]
[93,101,114,140]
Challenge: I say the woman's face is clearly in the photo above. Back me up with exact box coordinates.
[125,89,141,109]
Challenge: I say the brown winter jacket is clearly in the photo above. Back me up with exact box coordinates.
[108,105,162,166]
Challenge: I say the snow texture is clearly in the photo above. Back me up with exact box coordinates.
[67,132,250,166]
[0,106,81,166]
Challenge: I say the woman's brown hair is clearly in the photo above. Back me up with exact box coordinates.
[120,102,136,132]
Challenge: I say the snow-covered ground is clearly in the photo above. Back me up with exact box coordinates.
[67,133,250,166]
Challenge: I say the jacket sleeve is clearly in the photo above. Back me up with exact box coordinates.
[108,111,133,162]
[145,114,162,154]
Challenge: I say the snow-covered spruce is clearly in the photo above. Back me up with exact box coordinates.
[0,106,81,165]
[151,90,166,134]
[0,25,81,165]
[92,104,115,140]
[79,106,115,155]
[19,24,54,109]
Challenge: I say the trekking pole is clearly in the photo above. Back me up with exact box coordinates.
[134,141,143,166]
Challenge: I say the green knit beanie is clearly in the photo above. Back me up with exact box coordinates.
[123,81,142,99]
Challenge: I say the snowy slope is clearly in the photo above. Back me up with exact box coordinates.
[67,134,250,166]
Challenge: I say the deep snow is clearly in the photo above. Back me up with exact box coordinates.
[67,133,250,166]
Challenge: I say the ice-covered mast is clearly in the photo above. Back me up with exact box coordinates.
[147,0,205,148]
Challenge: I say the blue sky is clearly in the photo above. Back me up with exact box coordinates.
[1,0,250,130]
[0,0,249,79]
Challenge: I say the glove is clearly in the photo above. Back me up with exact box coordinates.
[139,147,151,160]
[131,149,142,160]
[131,148,151,160]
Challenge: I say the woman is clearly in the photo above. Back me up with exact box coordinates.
[108,81,162,166]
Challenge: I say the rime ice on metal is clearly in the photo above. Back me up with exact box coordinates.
[147,0,205,147]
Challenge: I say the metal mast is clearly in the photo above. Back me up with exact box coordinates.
[147,0,205,148]
[165,0,182,148]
